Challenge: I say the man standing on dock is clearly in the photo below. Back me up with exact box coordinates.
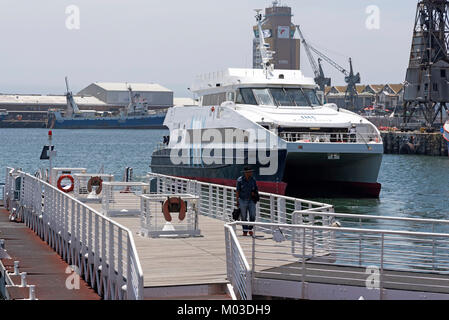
[236,167,259,237]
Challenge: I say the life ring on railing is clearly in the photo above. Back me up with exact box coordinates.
[57,175,74,193]
[87,176,103,195]
[162,197,187,222]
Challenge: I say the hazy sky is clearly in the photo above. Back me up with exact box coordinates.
[0,0,416,97]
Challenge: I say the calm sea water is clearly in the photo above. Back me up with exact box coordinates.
[0,128,448,221]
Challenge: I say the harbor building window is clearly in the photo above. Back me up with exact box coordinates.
[433,83,438,91]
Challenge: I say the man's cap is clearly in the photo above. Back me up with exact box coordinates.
[242,166,254,173]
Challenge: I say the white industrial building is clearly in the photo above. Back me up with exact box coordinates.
[78,82,173,109]
[0,94,107,111]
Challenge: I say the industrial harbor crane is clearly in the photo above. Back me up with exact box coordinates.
[296,25,361,110]
[403,0,449,129]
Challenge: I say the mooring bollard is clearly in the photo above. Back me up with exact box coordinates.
[13,261,20,275]
[20,272,27,287]
[29,285,36,300]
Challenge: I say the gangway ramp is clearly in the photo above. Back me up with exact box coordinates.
[225,217,449,300]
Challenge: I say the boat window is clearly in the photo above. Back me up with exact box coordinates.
[236,88,258,105]
[271,88,294,106]
[202,93,227,106]
[302,89,321,106]
[285,89,308,106]
[253,89,275,106]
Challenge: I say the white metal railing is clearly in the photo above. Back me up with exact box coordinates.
[226,221,449,300]
[293,210,449,234]
[50,168,87,186]
[0,183,4,203]
[224,224,252,300]
[279,132,381,144]
[4,168,144,300]
[147,172,334,230]
[73,173,114,202]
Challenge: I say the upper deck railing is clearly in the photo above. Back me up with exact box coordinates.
[279,131,382,144]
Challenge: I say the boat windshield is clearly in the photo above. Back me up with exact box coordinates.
[236,87,321,107]
[253,89,275,106]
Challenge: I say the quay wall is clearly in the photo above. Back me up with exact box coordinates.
[381,131,448,156]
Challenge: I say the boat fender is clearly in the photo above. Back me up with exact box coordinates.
[162,197,187,222]
[87,176,103,195]
[57,175,75,193]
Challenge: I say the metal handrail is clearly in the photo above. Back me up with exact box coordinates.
[296,210,449,225]
[224,224,252,300]
[147,172,334,225]
[5,168,144,300]
[225,220,449,299]
[227,221,449,240]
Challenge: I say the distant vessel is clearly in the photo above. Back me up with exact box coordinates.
[150,12,383,197]
[47,78,167,129]
[444,120,449,157]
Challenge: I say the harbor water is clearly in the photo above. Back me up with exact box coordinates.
[0,128,448,222]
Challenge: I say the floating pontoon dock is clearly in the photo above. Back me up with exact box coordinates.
[2,168,449,300]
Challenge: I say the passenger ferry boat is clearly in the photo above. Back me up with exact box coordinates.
[150,13,384,197]
[47,78,167,129]
[444,120,449,157]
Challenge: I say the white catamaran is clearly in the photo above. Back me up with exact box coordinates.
[151,11,383,197]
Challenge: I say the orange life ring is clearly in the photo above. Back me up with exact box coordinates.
[87,176,103,195]
[162,197,187,222]
[57,175,74,193]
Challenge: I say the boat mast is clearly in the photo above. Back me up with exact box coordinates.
[127,85,135,115]
[255,9,275,79]
[65,76,81,117]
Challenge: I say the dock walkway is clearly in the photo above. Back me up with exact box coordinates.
[8,168,449,300]
[0,208,100,300]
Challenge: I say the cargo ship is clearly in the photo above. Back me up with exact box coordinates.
[150,13,384,198]
[47,78,167,129]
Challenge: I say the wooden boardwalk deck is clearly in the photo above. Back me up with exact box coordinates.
[88,202,231,288]
[0,209,100,300]
[87,197,328,291]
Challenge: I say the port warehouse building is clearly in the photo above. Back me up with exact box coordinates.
[325,84,405,111]
[0,82,174,121]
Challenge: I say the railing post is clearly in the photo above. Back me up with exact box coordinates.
[380,233,384,300]
[359,218,362,266]
[301,226,306,300]
[432,224,436,270]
